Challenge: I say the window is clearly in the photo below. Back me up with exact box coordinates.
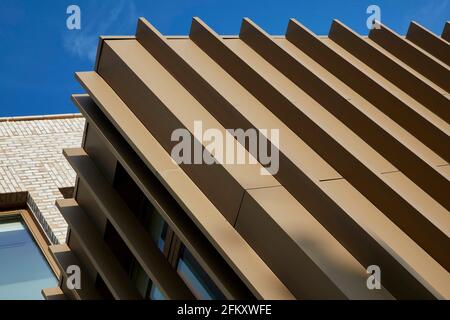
[128,201,168,300]
[112,163,226,300]
[112,164,170,299]
[129,261,166,300]
[176,245,225,300]
[0,211,58,300]
[139,201,168,252]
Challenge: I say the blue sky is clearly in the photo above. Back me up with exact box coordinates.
[0,0,449,117]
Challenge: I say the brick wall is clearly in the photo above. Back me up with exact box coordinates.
[0,116,85,243]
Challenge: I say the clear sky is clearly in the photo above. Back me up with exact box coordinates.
[0,0,449,117]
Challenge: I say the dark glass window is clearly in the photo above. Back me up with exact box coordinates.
[129,261,150,298]
[130,263,166,300]
[128,202,168,300]
[176,245,225,300]
[112,163,226,300]
[113,164,167,252]
[149,284,166,300]
[0,216,57,299]
[139,201,167,252]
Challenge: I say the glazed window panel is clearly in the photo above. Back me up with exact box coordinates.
[149,284,166,300]
[128,201,169,300]
[0,215,57,300]
[176,245,225,300]
[129,262,166,300]
[140,201,167,252]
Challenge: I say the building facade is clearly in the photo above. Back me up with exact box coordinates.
[0,115,85,244]
[44,18,449,300]
[0,115,84,298]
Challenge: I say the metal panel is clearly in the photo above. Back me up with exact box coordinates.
[59,16,450,300]
[42,287,67,300]
[74,178,108,236]
[188,17,450,273]
[369,22,450,91]
[82,121,118,184]
[286,19,450,162]
[56,199,142,299]
[63,148,194,300]
[72,94,254,299]
[95,38,279,225]
[236,186,394,300]
[138,18,341,182]
[331,21,450,122]
[406,22,450,65]
[442,22,450,42]
[128,25,402,298]
[240,18,450,209]
[69,75,294,299]
[49,244,102,300]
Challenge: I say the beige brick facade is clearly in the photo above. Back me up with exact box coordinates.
[0,115,85,243]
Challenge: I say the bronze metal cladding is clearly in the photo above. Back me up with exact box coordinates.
[54,17,450,300]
